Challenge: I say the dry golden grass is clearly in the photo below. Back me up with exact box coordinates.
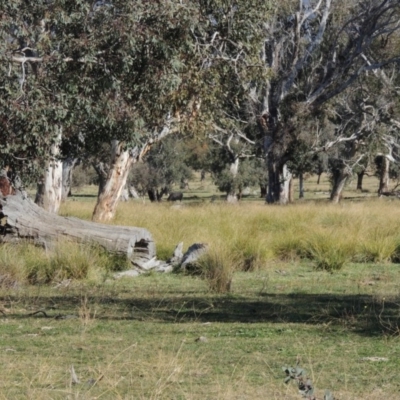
[4,179,394,399]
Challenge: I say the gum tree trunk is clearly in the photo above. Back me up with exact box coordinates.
[330,160,351,203]
[61,157,78,201]
[378,156,390,196]
[356,170,364,191]
[227,158,240,203]
[266,158,292,205]
[34,129,63,214]
[299,173,305,198]
[92,140,134,222]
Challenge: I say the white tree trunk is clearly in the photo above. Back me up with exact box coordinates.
[34,129,63,214]
[279,164,292,205]
[92,140,135,222]
[227,158,239,203]
[129,185,140,199]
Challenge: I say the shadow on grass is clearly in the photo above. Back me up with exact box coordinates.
[1,291,399,337]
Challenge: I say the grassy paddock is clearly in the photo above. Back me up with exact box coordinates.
[1,196,400,398]
[61,198,400,270]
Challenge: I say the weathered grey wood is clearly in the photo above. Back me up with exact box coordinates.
[0,194,156,264]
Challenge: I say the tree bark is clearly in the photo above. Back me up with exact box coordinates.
[288,174,294,203]
[93,162,109,197]
[260,184,267,198]
[356,170,364,191]
[378,156,390,196]
[266,159,292,204]
[226,157,239,203]
[0,194,155,265]
[34,129,63,214]
[330,160,351,203]
[61,158,78,201]
[92,140,134,222]
[299,173,305,198]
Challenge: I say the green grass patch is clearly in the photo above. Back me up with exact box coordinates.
[1,267,400,399]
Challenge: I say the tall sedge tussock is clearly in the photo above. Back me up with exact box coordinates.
[196,242,239,293]
[306,229,355,271]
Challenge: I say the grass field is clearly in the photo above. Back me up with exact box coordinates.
[1,174,400,399]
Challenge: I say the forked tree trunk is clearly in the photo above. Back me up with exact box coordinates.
[34,130,63,214]
[92,140,135,222]
[330,160,352,203]
[378,157,390,196]
[226,158,239,203]
[61,157,78,201]
[1,194,155,265]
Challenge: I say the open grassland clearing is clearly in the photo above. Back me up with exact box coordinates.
[2,182,400,398]
[1,267,400,399]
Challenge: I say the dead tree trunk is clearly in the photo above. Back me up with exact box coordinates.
[0,194,156,265]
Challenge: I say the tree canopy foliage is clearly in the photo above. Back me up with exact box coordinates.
[1,0,400,205]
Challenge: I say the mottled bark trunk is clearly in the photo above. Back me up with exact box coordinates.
[226,158,239,203]
[266,159,291,204]
[317,173,322,185]
[61,157,78,202]
[330,161,351,203]
[299,173,305,198]
[378,157,390,196]
[35,129,63,214]
[356,170,364,191]
[92,140,134,222]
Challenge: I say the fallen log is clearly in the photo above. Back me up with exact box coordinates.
[0,194,156,265]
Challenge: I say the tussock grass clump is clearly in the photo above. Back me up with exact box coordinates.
[306,229,355,271]
[0,240,126,286]
[0,243,35,287]
[26,241,120,284]
[271,230,308,261]
[360,235,398,263]
[196,243,239,293]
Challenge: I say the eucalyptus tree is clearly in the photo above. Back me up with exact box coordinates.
[190,0,400,204]
[1,0,204,220]
[129,135,193,202]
